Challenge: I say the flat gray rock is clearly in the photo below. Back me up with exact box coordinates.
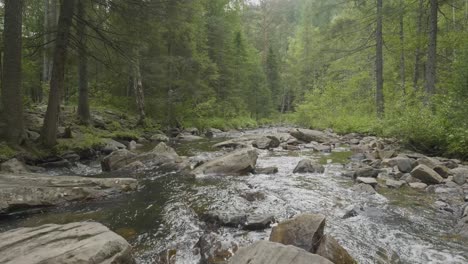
[0,222,134,264]
[192,148,258,176]
[228,241,333,264]
[410,164,444,185]
[0,173,137,214]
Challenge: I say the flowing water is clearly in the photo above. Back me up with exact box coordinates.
[0,128,467,264]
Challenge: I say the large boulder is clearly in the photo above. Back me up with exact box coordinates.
[289,129,330,143]
[316,235,355,264]
[0,158,30,174]
[293,159,325,174]
[228,241,333,264]
[101,149,137,172]
[270,213,326,253]
[0,222,134,264]
[102,139,127,155]
[410,164,444,185]
[252,136,280,150]
[192,148,258,176]
[0,173,137,214]
[101,143,183,172]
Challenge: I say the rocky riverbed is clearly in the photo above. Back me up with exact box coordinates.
[0,127,467,264]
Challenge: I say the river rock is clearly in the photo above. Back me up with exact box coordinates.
[451,167,468,185]
[270,213,326,252]
[433,165,450,178]
[351,183,376,194]
[150,133,169,143]
[243,215,276,231]
[410,164,444,185]
[316,235,355,264]
[409,182,427,189]
[0,173,137,214]
[128,140,137,151]
[0,158,29,174]
[252,136,280,149]
[353,166,380,178]
[228,241,333,264]
[101,149,138,172]
[386,179,406,189]
[0,222,134,264]
[289,129,330,143]
[356,177,378,188]
[382,157,415,173]
[416,156,440,169]
[102,139,127,155]
[176,133,204,142]
[342,205,360,219]
[192,148,258,176]
[453,174,466,185]
[198,232,239,264]
[201,211,247,227]
[255,166,278,175]
[293,159,325,174]
[376,149,396,159]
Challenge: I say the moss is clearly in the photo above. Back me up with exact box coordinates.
[0,143,18,161]
[55,133,105,154]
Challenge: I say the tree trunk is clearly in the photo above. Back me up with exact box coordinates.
[42,0,49,81]
[1,0,24,145]
[413,0,424,90]
[77,0,91,125]
[425,0,438,97]
[376,0,384,118]
[399,0,406,94]
[133,56,146,126]
[41,0,75,147]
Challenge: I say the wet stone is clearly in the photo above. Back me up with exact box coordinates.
[351,183,377,194]
[255,166,279,175]
[197,232,238,264]
[243,215,276,231]
[356,177,378,188]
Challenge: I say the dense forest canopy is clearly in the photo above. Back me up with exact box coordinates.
[0,0,467,158]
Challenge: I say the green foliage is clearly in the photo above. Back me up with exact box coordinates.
[55,133,105,154]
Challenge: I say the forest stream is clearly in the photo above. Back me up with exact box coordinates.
[0,127,467,264]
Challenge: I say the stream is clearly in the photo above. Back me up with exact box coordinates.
[0,128,467,264]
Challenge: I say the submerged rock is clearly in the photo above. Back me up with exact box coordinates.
[255,166,278,175]
[410,164,444,185]
[228,241,333,264]
[270,213,326,253]
[197,232,239,264]
[316,235,356,264]
[0,222,135,264]
[293,159,325,174]
[192,148,258,176]
[243,215,276,231]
